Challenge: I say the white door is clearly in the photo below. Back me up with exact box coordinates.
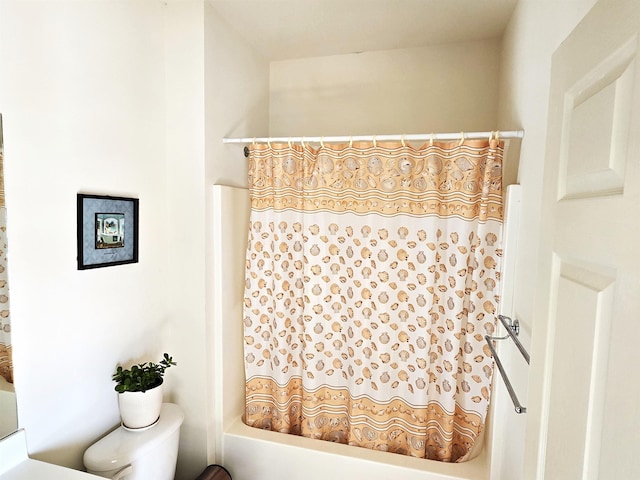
[533,0,640,479]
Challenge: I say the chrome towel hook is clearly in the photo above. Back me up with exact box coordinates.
[485,314,530,414]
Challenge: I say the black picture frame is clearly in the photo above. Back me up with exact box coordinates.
[77,194,139,270]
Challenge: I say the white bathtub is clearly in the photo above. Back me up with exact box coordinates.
[223,417,489,480]
[211,185,522,480]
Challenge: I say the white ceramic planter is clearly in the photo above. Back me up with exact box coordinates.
[117,382,163,429]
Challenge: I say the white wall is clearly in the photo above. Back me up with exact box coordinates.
[270,38,501,136]
[163,2,208,479]
[495,1,598,479]
[0,0,169,469]
[205,4,269,189]
[0,0,267,477]
[204,0,269,469]
[0,0,268,478]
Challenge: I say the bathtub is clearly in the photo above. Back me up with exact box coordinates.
[222,417,489,480]
[211,184,522,480]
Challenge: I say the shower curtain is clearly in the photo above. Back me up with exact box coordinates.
[243,138,504,462]
[0,117,12,384]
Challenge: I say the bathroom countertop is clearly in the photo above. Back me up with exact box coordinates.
[1,459,103,480]
[0,430,102,480]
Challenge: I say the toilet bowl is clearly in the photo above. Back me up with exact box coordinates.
[83,403,184,480]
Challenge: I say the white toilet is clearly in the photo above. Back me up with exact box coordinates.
[83,403,184,480]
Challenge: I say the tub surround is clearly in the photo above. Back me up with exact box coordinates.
[0,430,101,479]
[0,377,16,438]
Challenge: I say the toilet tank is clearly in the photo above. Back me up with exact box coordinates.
[83,403,184,480]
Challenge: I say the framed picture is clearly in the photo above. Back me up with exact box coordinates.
[77,194,139,270]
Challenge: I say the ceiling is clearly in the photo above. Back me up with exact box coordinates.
[208,0,520,61]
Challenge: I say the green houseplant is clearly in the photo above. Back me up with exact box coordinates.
[112,353,176,393]
[112,353,176,429]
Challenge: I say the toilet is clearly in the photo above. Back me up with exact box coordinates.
[83,403,184,480]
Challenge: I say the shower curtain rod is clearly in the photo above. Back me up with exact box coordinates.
[222,130,524,145]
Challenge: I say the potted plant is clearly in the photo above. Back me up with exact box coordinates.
[112,353,176,429]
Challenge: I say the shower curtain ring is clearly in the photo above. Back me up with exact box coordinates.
[430,133,434,146]
[458,132,465,146]
[373,135,377,147]
[320,137,325,148]
[401,134,406,147]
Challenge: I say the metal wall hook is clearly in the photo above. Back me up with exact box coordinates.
[486,314,531,414]
[500,314,520,336]
[498,315,529,364]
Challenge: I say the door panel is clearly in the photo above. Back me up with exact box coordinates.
[545,262,615,479]
[540,1,640,478]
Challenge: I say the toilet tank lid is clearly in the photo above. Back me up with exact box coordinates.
[83,403,184,473]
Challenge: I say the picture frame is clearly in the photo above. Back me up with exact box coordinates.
[77,194,139,270]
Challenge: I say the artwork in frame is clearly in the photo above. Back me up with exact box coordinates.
[77,194,139,270]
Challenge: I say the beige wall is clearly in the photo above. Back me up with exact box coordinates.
[270,38,501,137]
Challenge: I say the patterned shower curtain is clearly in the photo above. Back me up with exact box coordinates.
[243,137,504,462]
[0,116,12,384]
